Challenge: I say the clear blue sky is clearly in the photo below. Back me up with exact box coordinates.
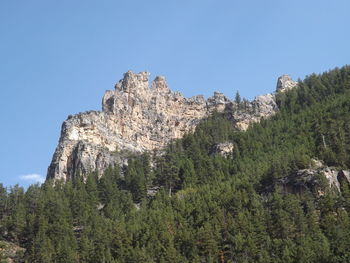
[1,0,349,188]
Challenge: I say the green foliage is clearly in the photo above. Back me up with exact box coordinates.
[1,65,350,262]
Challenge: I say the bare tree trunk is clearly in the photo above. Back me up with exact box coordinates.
[168,186,172,197]
[322,134,327,149]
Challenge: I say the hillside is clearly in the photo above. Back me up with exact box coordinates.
[47,71,294,182]
[1,66,350,262]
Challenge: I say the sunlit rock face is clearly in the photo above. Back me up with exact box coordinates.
[276,74,298,93]
[47,71,296,181]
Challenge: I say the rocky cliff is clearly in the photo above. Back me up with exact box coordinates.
[276,159,350,195]
[47,72,297,181]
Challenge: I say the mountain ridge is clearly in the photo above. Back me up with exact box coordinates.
[4,66,350,262]
[47,71,297,181]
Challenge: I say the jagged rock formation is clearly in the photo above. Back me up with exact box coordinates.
[276,74,298,93]
[277,159,350,195]
[47,71,296,181]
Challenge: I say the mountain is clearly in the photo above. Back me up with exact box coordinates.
[47,71,296,181]
[2,65,350,262]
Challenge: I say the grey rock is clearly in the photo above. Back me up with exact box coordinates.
[147,186,160,197]
[277,160,350,195]
[212,142,234,157]
[47,72,297,181]
[276,74,298,92]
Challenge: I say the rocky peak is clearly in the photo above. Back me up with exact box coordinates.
[207,92,231,112]
[48,71,298,182]
[276,74,298,93]
[115,70,149,93]
[152,75,170,94]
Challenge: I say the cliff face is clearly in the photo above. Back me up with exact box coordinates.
[47,71,297,181]
[276,159,350,195]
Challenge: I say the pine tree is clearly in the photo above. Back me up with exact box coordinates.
[235,90,241,105]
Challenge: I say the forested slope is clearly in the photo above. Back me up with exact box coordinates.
[1,66,350,262]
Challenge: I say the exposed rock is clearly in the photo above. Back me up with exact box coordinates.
[147,186,160,197]
[276,74,298,93]
[310,158,324,169]
[212,142,234,157]
[277,160,350,195]
[47,71,297,181]
[47,113,130,181]
[0,241,25,263]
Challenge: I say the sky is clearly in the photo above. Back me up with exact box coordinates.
[1,0,350,188]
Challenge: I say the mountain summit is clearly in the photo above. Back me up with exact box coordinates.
[47,71,296,181]
[5,66,350,263]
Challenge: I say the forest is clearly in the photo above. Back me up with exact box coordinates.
[1,65,350,262]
